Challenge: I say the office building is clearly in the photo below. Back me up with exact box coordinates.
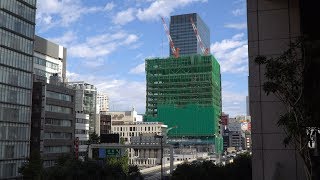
[103,108,142,125]
[170,13,210,56]
[97,93,109,112]
[247,0,315,179]
[33,35,67,83]
[0,0,36,178]
[31,74,75,167]
[68,82,98,134]
[100,114,111,135]
[75,113,89,159]
[145,55,223,153]
[112,121,167,167]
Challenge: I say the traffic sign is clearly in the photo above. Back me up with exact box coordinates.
[106,148,121,156]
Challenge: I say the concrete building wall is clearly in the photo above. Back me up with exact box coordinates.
[247,0,306,179]
[34,35,67,82]
[31,80,76,168]
[97,93,109,112]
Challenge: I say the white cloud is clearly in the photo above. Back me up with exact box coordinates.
[49,31,77,46]
[211,33,248,74]
[111,0,207,25]
[129,63,145,74]
[224,23,247,30]
[50,31,139,59]
[66,72,146,113]
[113,8,136,25]
[104,2,115,11]
[222,90,247,117]
[232,9,245,16]
[231,0,246,16]
[137,0,207,21]
[36,0,108,31]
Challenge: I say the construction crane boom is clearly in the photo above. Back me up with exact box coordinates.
[190,16,209,55]
[161,17,180,58]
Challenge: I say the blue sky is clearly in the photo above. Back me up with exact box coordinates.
[36,0,248,117]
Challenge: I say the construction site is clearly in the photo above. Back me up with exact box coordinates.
[144,13,223,153]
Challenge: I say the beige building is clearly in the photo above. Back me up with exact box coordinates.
[247,0,307,179]
[112,121,167,167]
[97,93,109,112]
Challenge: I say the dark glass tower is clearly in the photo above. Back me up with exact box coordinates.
[170,13,210,56]
[0,0,36,178]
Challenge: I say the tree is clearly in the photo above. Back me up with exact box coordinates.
[18,150,44,180]
[171,154,251,180]
[254,39,319,180]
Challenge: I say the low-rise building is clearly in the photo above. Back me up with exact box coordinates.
[112,121,167,168]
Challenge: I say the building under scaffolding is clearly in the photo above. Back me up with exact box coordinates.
[145,54,223,153]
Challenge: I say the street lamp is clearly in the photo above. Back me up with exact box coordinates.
[155,134,164,180]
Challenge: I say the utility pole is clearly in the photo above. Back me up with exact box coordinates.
[155,134,164,180]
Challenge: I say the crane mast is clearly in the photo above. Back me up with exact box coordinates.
[161,17,180,58]
[190,16,209,55]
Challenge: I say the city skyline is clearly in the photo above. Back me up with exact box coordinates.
[35,0,248,116]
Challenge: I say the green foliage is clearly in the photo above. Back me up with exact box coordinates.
[18,150,44,180]
[172,153,252,180]
[88,132,100,144]
[20,154,143,180]
[254,39,318,179]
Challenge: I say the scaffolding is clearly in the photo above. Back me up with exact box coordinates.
[145,54,222,145]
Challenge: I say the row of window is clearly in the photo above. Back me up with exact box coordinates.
[33,68,53,79]
[0,104,31,123]
[44,132,72,140]
[0,11,34,38]
[21,0,37,7]
[0,84,31,106]
[34,57,60,71]
[44,146,71,154]
[0,29,33,54]
[46,91,72,102]
[45,119,72,127]
[0,142,29,159]
[45,105,72,114]
[0,0,36,23]
[0,162,16,178]
[0,66,32,89]
[0,47,33,71]
[75,129,89,135]
[0,125,29,140]
[113,126,161,132]
[76,118,89,124]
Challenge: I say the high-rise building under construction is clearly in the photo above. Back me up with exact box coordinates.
[145,13,222,153]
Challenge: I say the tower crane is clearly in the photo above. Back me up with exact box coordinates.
[161,17,180,58]
[190,16,210,55]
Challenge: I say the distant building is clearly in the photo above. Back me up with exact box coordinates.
[31,75,75,167]
[75,113,89,159]
[97,93,109,112]
[170,13,210,56]
[112,121,167,167]
[100,114,111,135]
[103,108,142,126]
[68,82,98,134]
[221,112,229,126]
[34,35,67,83]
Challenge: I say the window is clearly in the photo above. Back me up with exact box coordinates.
[45,119,71,127]
[4,145,14,158]
[45,105,72,114]
[47,91,71,101]
[44,146,71,153]
[44,132,72,139]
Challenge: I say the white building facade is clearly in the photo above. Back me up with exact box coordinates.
[75,113,89,159]
[33,35,66,83]
[97,93,109,112]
